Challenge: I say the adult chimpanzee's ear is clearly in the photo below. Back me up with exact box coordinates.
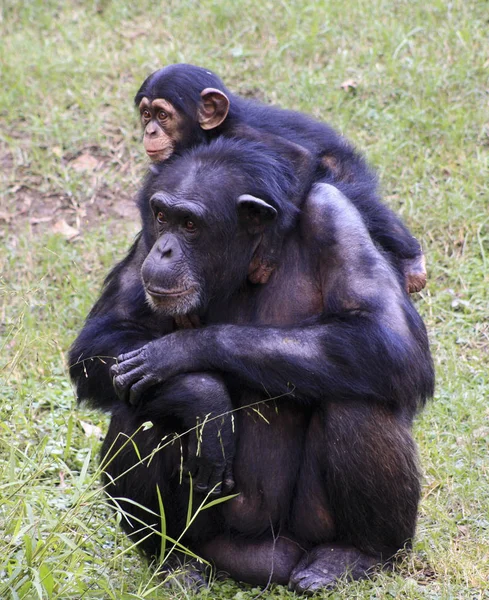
[237,194,278,234]
[198,88,230,130]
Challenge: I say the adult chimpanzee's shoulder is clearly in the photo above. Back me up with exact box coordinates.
[300,183,369,248]
[301,184,412,332]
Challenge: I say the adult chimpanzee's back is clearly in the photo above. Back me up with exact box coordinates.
[69,137,433,593]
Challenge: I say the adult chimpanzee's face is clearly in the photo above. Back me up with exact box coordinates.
[140,185,277,317]
[141,192,209,315]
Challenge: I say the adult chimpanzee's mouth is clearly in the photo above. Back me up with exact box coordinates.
[147,286,194,298]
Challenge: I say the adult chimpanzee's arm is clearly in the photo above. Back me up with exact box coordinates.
[69,235,172,411]
[69,234,237,494]
[112,185,434,416]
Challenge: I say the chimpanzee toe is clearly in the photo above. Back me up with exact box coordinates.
[289,565,338,594]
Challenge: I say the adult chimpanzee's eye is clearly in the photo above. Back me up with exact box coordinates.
[184,219,196,232]
[158,110,168,122]
[156,211,167,224]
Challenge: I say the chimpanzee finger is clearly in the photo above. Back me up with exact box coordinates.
[112,354,146,378]
[194,463,222,496]
[128,375,158,406]
[222,462,235,493]
[118,347,145,364]
[112,370,125,398]
[110,363,124,380]
[207,467,225,497]
[113,369,144,404]
[110,356,132,377]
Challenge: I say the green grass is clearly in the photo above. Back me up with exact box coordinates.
[1,0,488,598]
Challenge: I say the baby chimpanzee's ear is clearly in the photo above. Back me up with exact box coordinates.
[198,88,230,130]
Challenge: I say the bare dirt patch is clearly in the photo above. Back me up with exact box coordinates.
[0,143,140,242]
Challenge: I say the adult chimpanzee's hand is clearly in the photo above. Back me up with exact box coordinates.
[110,339,235,496]
[110,335,197,406]
[185,413,235,496]
[111,344,161,405]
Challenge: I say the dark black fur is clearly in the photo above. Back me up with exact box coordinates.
[136,64,422,276]
[69,138,433,592]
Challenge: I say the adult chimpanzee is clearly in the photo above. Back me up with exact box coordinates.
[69,137,434,593]
[134,63,427,292]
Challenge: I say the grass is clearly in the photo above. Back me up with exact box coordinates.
[0,0,488,598]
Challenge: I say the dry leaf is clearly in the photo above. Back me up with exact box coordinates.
[52,219,79,239]
[30,216,54,224]
[120,29,147,40]
[340,79,358,92]
[473,426,489,439]
[70,152,100,172]
[79,420,103,440]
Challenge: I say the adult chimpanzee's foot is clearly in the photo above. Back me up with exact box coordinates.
[288,544,380,594]
[159,553,208,591]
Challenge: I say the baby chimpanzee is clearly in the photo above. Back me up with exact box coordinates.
[134,63,426,292]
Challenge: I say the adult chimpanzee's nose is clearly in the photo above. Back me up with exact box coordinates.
[156,235,181,262]
[140,233,184,289]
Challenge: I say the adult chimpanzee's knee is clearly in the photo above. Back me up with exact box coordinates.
[322,402,420,557]
[134,372,236,496]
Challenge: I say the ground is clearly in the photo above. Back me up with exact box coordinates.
[0,1,488,599]
[0,142,138,237]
